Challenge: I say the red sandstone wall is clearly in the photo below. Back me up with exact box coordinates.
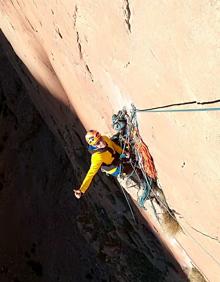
[1,1,220,281]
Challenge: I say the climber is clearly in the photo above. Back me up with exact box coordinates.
[73,130,129,199]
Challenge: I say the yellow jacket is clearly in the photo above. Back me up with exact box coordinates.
[79,136,123,193]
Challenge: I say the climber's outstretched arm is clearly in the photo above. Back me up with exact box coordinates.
[73,154,102,199]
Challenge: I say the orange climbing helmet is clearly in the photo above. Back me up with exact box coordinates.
[85,130,102,145]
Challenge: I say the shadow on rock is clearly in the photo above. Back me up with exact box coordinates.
[0,30,189,282]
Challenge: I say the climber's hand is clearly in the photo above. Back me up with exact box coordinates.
[74,189,82,199]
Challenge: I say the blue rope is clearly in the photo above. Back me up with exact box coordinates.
[136,107,220,113]
[138,184,150,208]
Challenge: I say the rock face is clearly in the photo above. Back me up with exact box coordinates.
[0,34,187,282]
[0,1,220,281]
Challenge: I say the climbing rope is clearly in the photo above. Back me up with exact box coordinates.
[135,98,220,113]
[179,215,220,243]
[117,127,137,224]
[137,107,220,113]
[128,159,149,208]
[114,104,220,270]
[118,180,137,224]
[137,140,219,270]
[136,148,220,269]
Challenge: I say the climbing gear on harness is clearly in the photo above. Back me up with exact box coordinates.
[111,106,157,208]
[85,130,102,145]
[112,110,127,132]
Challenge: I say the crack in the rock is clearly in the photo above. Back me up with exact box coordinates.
[85,64,94,82]
[197,98,220,105]
[9,0,15,7]
[76,31,83,59]
[73,6,94,82]
[10,23,15,30]
[25,16,38,32]
[73,5,78,28]
[150,49,160,63]
[124,0,131,32]
[15,0,21,7]
[124,61,130,68]
[56,27,63,39]
[76,31,94,82]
